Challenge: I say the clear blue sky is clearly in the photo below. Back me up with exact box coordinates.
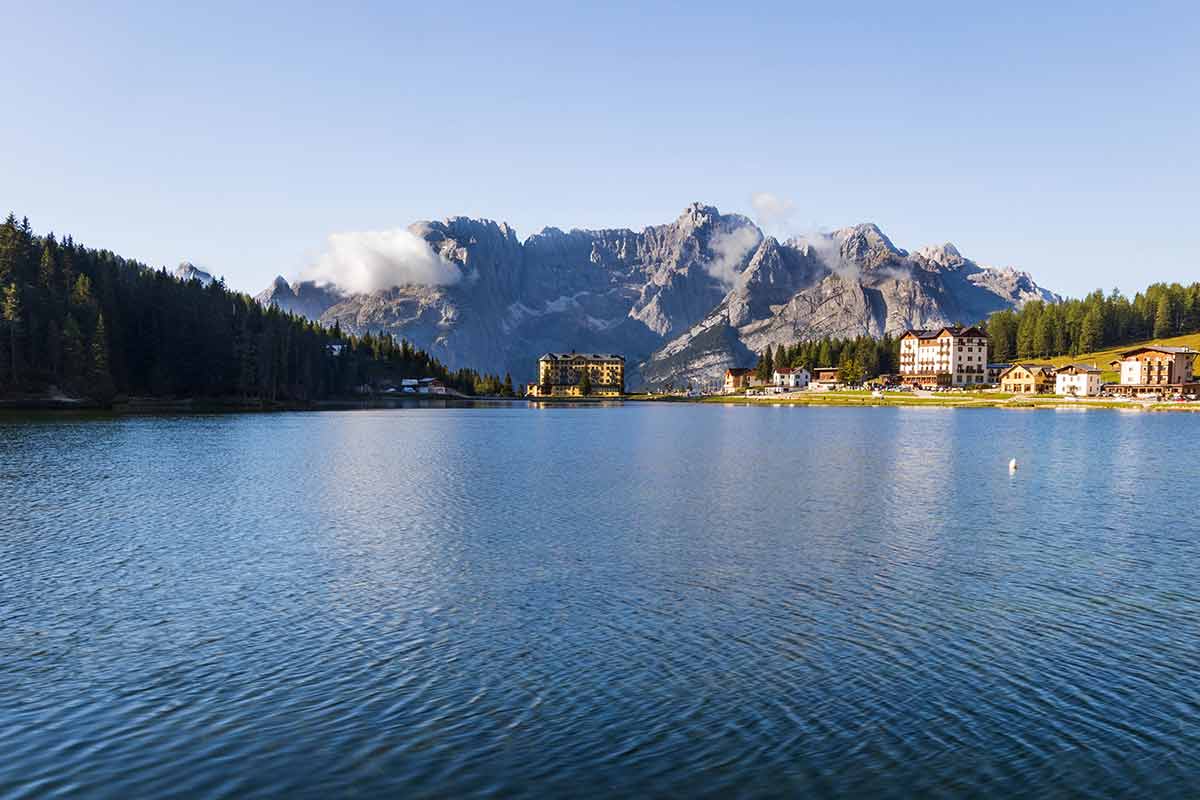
[1,1,1196,298]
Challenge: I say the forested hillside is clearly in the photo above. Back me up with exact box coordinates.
[752,336,900,386]
[0,215,511,403]
[755,281,1200,385]
[987,284,1200,362]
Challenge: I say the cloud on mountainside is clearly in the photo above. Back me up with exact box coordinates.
[749,191,866,282]
[704,226,761,290]
[302,229,461,293]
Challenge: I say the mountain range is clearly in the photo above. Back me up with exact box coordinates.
[255,203,1058,389]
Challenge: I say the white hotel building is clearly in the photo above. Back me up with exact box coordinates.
[898,326,989,387]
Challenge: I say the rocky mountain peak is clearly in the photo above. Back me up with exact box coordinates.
[174,262,214,286]
[914,242,966,268]
[254,205,1057,390]
[834,223,904,263]
[677,201,720,227]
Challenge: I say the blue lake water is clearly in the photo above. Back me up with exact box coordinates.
[2,404,1199,798]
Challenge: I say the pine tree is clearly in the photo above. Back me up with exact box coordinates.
[88,313,114,399]
[988,311,1015,363]
[1035,310,1055,357]
[854,337,879,378]
[1016,304,1040,358]
[756,347,774,381]
[578,367,592,396]
[503,372,514,396]
[0,214,20,286]
[1079,307,1103,354]
[817,339,833,368]
[61,315,85,390]
[38,236,58,290]
[1,283,22,384]
[45,318,61,379]
[1154,294,1173,339]
[838,350,863,385]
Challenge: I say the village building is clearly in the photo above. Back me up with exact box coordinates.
[898,326,989,387]
[1109,345,1199,398]
[987,363,1011,385]
[771,367,810,391]
[999,364,1056,394]
[527,352,625,397]
[811,367,840,390]
[417,378,448,395]
[1054,364,1102,397]
[724,367,755,393]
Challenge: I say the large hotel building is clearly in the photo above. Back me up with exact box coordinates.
[898,326,989,387]
[527,352,625,397]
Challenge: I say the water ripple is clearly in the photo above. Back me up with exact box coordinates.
[3,407,1200,797]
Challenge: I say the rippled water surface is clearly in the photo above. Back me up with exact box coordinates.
[3,405,1200,798]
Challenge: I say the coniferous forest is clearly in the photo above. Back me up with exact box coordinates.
[756,282,1200,384]
[0,215,513,404]
[985,284,1200,362]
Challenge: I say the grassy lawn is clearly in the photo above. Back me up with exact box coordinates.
[1047,331,1200,376]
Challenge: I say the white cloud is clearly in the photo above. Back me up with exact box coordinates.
[705,226,761,290]
[302,229,461,293]
[750,192,797,236]
[750,191,863,281]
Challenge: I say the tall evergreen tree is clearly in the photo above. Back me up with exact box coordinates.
[88,313,114,399]
[1154,294,1173,339]
[1,282,22,384]
[61,315,85,389]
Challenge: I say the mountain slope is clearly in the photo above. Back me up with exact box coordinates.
[258,205,1058,388]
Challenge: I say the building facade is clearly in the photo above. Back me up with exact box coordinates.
[1054,364,1102,396]
[529,352,625,397]
[999,364,1056,394]
[1110,345,1199,398]
[898,326,989,387]
[812,367,840,382]
[724,368,755,393]
[772,367,810,390]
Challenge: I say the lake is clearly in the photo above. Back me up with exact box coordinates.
[2,404,1199,798]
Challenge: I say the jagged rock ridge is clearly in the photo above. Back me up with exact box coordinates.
[174,262,214,286]
[256,205,1058,389]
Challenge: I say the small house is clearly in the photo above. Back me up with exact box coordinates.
[999,364,1056,395]
[724,368,755,393]
[1055,364,1102,397]
[771,367,810,391]
[811,367,840,390]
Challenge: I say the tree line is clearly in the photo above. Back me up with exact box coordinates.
[750,281,1200,384]
[0,214,513,402]
[755,335,901,385]
[986,283,1200,362]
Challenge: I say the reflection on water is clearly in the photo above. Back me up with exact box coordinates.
[2,406,1199,798]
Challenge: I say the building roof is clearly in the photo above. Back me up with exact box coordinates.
[725,367,754,377]
[987,363,1012,369]
[999,363,1056,379]
[1118,345,1198,358]
[1056,363,1101,375]
[901,325,986,340]
[773,367,805,375]
[539,352,625,361]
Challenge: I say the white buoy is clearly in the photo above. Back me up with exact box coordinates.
[1009,458,1018,473]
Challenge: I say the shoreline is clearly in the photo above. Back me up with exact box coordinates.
[0,394,525,415]
[623,391,1200,413]
[5,391,1199,415]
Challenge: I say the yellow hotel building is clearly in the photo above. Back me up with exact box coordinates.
[528,352,625,397]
